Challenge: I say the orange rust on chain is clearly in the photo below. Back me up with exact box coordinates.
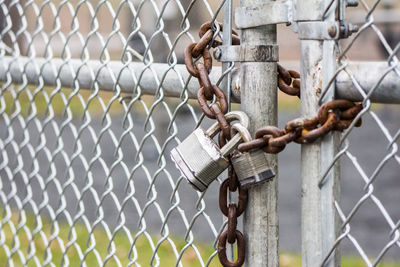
[278,77,301,97]
[293,79,301,90]
[227,204,238,244]
[317,99,355,124]
[227,164,239,192]
[255,126,286,154]
[212,104,231,140]
[219,179,248,217]
[278,64,292,84]
[269,129,302,147]
[184,43,200,77]
[341,103,363,120]
[218,230,246,267]
[238,101,363,153]
[218,166,246,267]
[184,44,212,77]
[288,70,300,79]
[192,30,214,58]
[285,117,319,132]
[238,137,266,152]
[197,63,214,100]
[197,85,228,119]
[277,65,301,97]
[295,113,339,144]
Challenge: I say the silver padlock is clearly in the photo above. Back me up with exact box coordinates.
[170,111,249,192]
[231,123,275,189]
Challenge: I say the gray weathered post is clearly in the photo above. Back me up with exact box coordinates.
[297,0,340,266]
[240,0,278,266]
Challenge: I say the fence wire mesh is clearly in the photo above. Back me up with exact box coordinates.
[1,0,400,266]
[319,0,400,266]
[0,0,232,266]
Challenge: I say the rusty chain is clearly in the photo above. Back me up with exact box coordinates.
[184,21,362,267]
[238,100,363,154]
[184,22,246,266]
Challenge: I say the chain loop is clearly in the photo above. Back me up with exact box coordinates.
[197,85,228,119]
[218,230,246,267]
[192,30,214,57]
[277,64,301,97]
[197,63,214,100]
[227,164,239,192]
[219,179,248,217]
[184,44,212,77]
[212,104,231,140]
[227,204,238,244]
[199,21,241,47]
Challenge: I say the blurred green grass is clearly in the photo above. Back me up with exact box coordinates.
[0,85,127,119]
[1,210,399,266]
[0,84,303,120]
[0,210,220,266]
[0,86,398,267]
[1,84,389,122]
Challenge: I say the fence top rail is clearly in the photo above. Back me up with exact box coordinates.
[1,56,399,104]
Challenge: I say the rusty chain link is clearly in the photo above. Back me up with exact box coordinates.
[218,166,247,267]
[238,100,363,154]
[278,64,301,97]
[184,21,362,267]
[184,21,247,266]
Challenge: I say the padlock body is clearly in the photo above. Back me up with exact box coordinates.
[170,128,229,192]
[232,149,275,188]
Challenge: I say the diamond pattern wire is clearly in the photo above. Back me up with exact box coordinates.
[0,0,229,266]
[320,1,400,265]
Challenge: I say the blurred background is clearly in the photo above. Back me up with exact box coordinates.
[0,0,399,266]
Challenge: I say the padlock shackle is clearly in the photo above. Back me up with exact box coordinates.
[231,123,252,142]
[205,111,249,138]
[220,133,243,156]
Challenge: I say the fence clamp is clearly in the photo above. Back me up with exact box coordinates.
[297,21,358,40]
[214,45,279,62]
[235,0,293,29]
[235,0,359,40]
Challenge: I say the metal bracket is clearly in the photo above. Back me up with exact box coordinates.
[235,0,293,29]
[297,21,359,40]
[214,45,279,62]
[235,0,359,40]
[298,21,339,40]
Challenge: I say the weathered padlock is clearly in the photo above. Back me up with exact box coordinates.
[170,111,249,192]
[231,123,275,189]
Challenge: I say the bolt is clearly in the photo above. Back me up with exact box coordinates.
[328,25,337,38]
[348,24,359,34]
[213,47,222,60]
[346,0,359,7]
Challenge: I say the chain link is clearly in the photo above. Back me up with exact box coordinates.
[184,22,246,266]
[278,64,301,97]
[184,21,363,267]
[218,168,247,267]
[238,100,363,153]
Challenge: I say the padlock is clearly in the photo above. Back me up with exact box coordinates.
[231,123,275,189]
[170,111,249,192]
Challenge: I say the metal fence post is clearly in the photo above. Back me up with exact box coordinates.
[297,0,340,266]
[240,0,278,266]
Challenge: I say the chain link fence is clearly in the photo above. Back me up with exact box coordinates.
[318,1,400,265]
[0,0,229,266]
[0,0,399,266]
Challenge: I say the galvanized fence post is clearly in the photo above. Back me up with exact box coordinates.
[297,0,340,266]
[240,0,278,266]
